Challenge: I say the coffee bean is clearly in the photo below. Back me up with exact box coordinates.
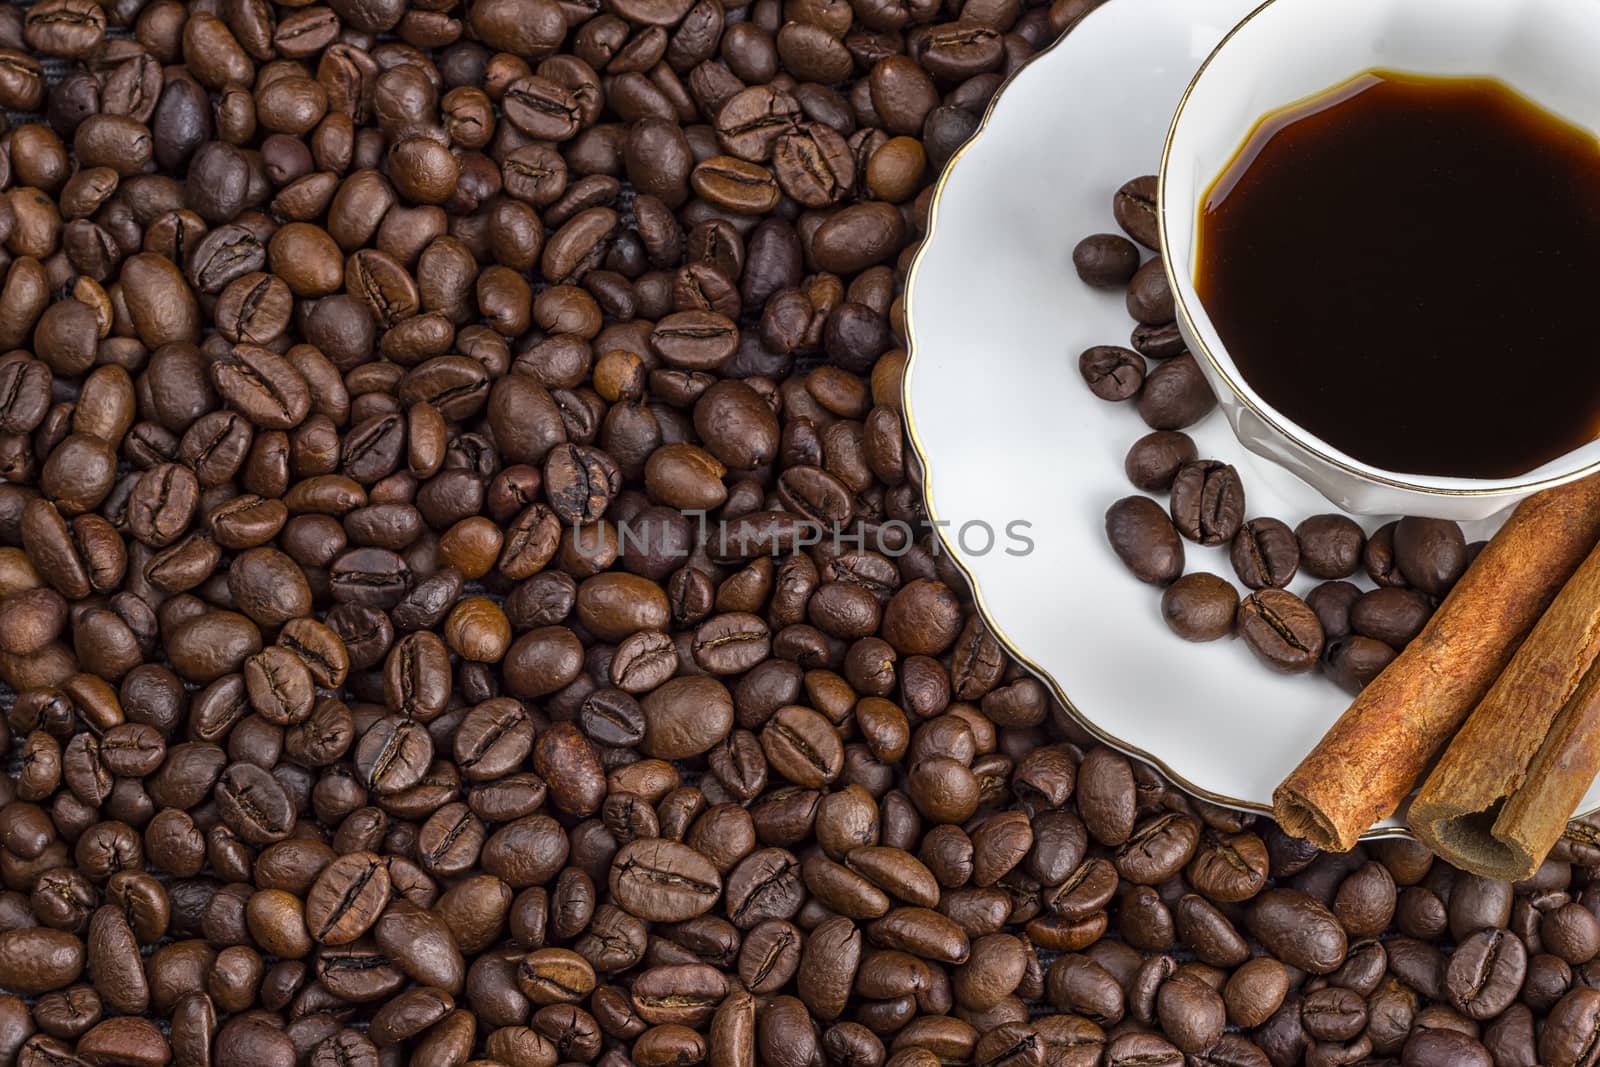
[1138,354,1216,430]
[1349,587,1432,648]
[1296,514,1365,579]
[1074,234,1141,289]
[761,706,844,788]
[1169,461,1245,545]
[611,839,723,922]
[1126,257,1174,325]
[1300,986,1366,1043]
[1105,497,1184,586]
[1113,176,1160,249]
[1446,928,1527,1020]
[1364,520,1410,588]
[1131,320,1186,359]
[1224,957,1288,1029]
[354,716,434,794]
[1079,346,1145,402]
[1542,987,1600,1066]
[0,928,83,994]
[1124,431,1197,492]
[1393,516,1468,596]
[1304,580,1359,642]
[1157,972,1225,1053]
[1237,589,1325,674]
[1406,1029,1492,1067]
[1046,953,1124,1025]
[812,203,907,274]
[1160,573,1238,642]
[1115,813,1200,885]
[641,676,735,758]
[215,761,295,843]
[1246,889,1347,973]
[1324,635,1397,695]
[1229,517,1299,589]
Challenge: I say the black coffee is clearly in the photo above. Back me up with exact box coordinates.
[1197,70,1600,478]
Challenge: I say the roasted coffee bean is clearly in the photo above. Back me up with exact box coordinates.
[1113,176,1161,249]
[1187,831,1267,903]
[1446,928,1526,1020]
[1224,957,1288,1029]
[354,716,434,795]
[1393,516,1469,596]
[1157,972,1225,1053]
[1296,514,1365,579]
[1406,1029,1492,1067]
[1160,573,1238,642]
[1124,431,1197,492]
[611,840,722,922]
[1105,497,1183,586]
[1137,354,1216,430]
[694,614,772,675]
[0,928,85,994]
[761,706,844,788]
[1307,579,1362,641]
[1169,461,1244,545]
[1324,635,1397,695]
[1125,257,1174,325]
[1542,987,1600,1066]
[1079,346,1145,402]
[1229,517,1299,589]
[1237,589,1325,674]
[1350,587,1432,648]
[1300,986,1366,1043]
[1046,953,1124,1025]
[1247,889,1347,974]
[214,760,296,845]
[1115,813,1199,885]
[306,852,391,946]
[1074,234,1141,289]
[1364,520,1409,588]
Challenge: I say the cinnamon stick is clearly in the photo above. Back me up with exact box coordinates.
[1495,665,1600,870]
[1410,538,1600,878]
[1273,474,1600,852]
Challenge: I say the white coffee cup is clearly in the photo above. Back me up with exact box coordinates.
[1159,0,1600,520]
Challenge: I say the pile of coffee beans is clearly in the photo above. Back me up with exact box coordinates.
[1079,178,1477,692]
[0,4,1592,1067]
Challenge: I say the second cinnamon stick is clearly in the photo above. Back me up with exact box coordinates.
[1411,536,1600,878]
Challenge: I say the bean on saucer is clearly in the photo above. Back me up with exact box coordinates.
[1325,635,1399,695]
[1138,354,1217,430]
[1364,521,1411,588]
[1237,589,1325,674]
[1080,345,1147,402]
[1350,587,1433,648]
[1297,514,1366,579]
[1161,572,1240,641]
[1169,460,1245,545]
[1125,431,1198,492]
[1307,580,1363,641]
[1107,495,1186,585]
[1394,516,1469,596]
[1126,256,1176,325]
[1230,517,1300,590]
[1114,175,1162,249]
[1074,233,1141,289]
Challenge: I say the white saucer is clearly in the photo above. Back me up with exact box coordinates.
[902,0,1600,836]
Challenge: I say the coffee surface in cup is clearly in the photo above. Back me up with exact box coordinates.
[1196,70,1600,479]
